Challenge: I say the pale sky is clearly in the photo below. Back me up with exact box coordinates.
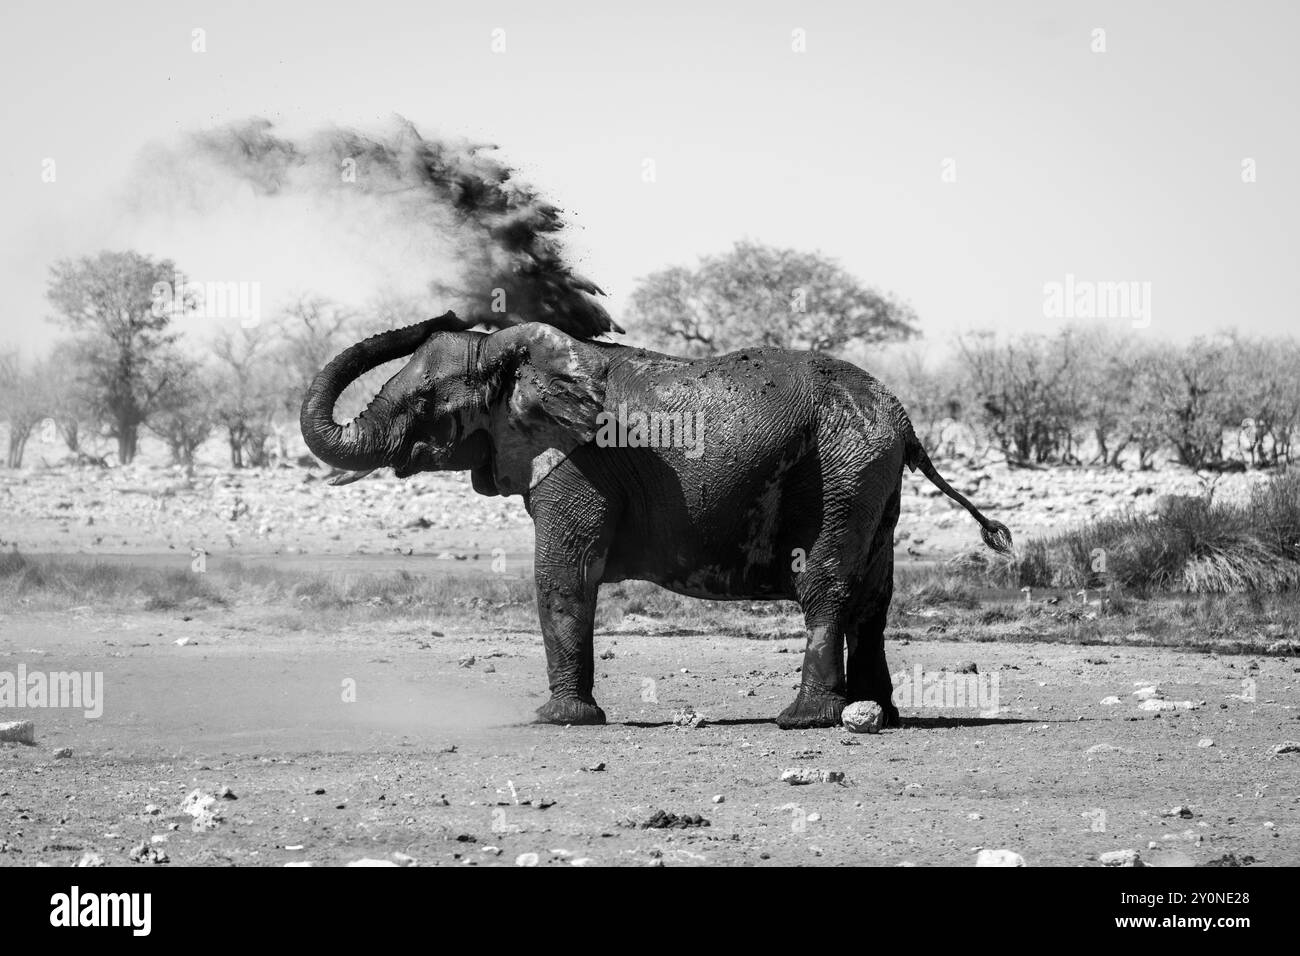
[1,0,1296,355]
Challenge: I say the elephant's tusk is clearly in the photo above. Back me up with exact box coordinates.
[329,468,376,486]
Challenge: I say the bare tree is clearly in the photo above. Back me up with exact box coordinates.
[45,250,192,464]
[958,330,1081,465]
[0,351,53,468]
[211,325,280,467]
[147,355,216,473]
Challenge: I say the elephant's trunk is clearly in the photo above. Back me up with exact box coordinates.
[299,311,468,470]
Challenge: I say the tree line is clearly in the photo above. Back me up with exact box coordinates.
[876,327,1300,470]
[3,243,1294,472]
[0,250,427,470]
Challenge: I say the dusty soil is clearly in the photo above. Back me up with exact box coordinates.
[2,604,1297,867]
[2,442,1295,867]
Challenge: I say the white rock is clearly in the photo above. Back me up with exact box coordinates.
[0,720,35,745]
[1100,696,1122,706]
[671,707,707,728]
[841,701,885,734]
[976,849,1026,867]
[1273,740,1300,755]
[1134,686,1163,700]
[346,858,398,867]
[515,852,540,867]
[1197,738,1215,748]
[1138,699,1201,712]
[180,789,225,831]
[781,768,845,785]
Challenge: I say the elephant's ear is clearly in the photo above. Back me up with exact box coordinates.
[477,323,608,495]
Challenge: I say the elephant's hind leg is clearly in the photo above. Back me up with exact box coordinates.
[775,609,851,730]
[776,454,900,730]
[846,485,901,727]
[776,523,866,730]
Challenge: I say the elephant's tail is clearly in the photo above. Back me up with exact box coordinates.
[904,430,1013,554]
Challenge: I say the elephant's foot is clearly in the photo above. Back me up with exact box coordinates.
[871,700,902,728]
[775,691,848,730]
[534,695,606,726]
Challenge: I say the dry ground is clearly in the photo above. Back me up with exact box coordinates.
[1,453,1296,867]
[1,596,1297,867]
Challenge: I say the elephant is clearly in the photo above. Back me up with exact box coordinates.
[301,312,1012,729]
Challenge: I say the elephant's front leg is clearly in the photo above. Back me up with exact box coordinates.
[528,473,614,726]
[533,559,606,725]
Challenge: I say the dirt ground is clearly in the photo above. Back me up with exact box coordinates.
[2,602,1296,867]
[2,444,1296,866]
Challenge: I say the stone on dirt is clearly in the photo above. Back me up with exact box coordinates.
[975,849,1026,867]
[1273,740,1300,755]
[180,789,226,831]
[347,858,398,867]
[1099,849,1142,867]
[671,707,707,728]
[1138,698,1201,712]
[129,841,168,864]
[780,768,845,785]
[0,720,35,745]
[51,747,72,758]
[841,701,885,734]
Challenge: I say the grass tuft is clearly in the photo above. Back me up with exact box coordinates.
[1008,470,1300,593]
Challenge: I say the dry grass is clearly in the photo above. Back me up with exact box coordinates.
[1007,470,1300,593]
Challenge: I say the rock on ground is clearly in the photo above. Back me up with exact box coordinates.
[841,701,885,734]
[976,849,1026,867]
